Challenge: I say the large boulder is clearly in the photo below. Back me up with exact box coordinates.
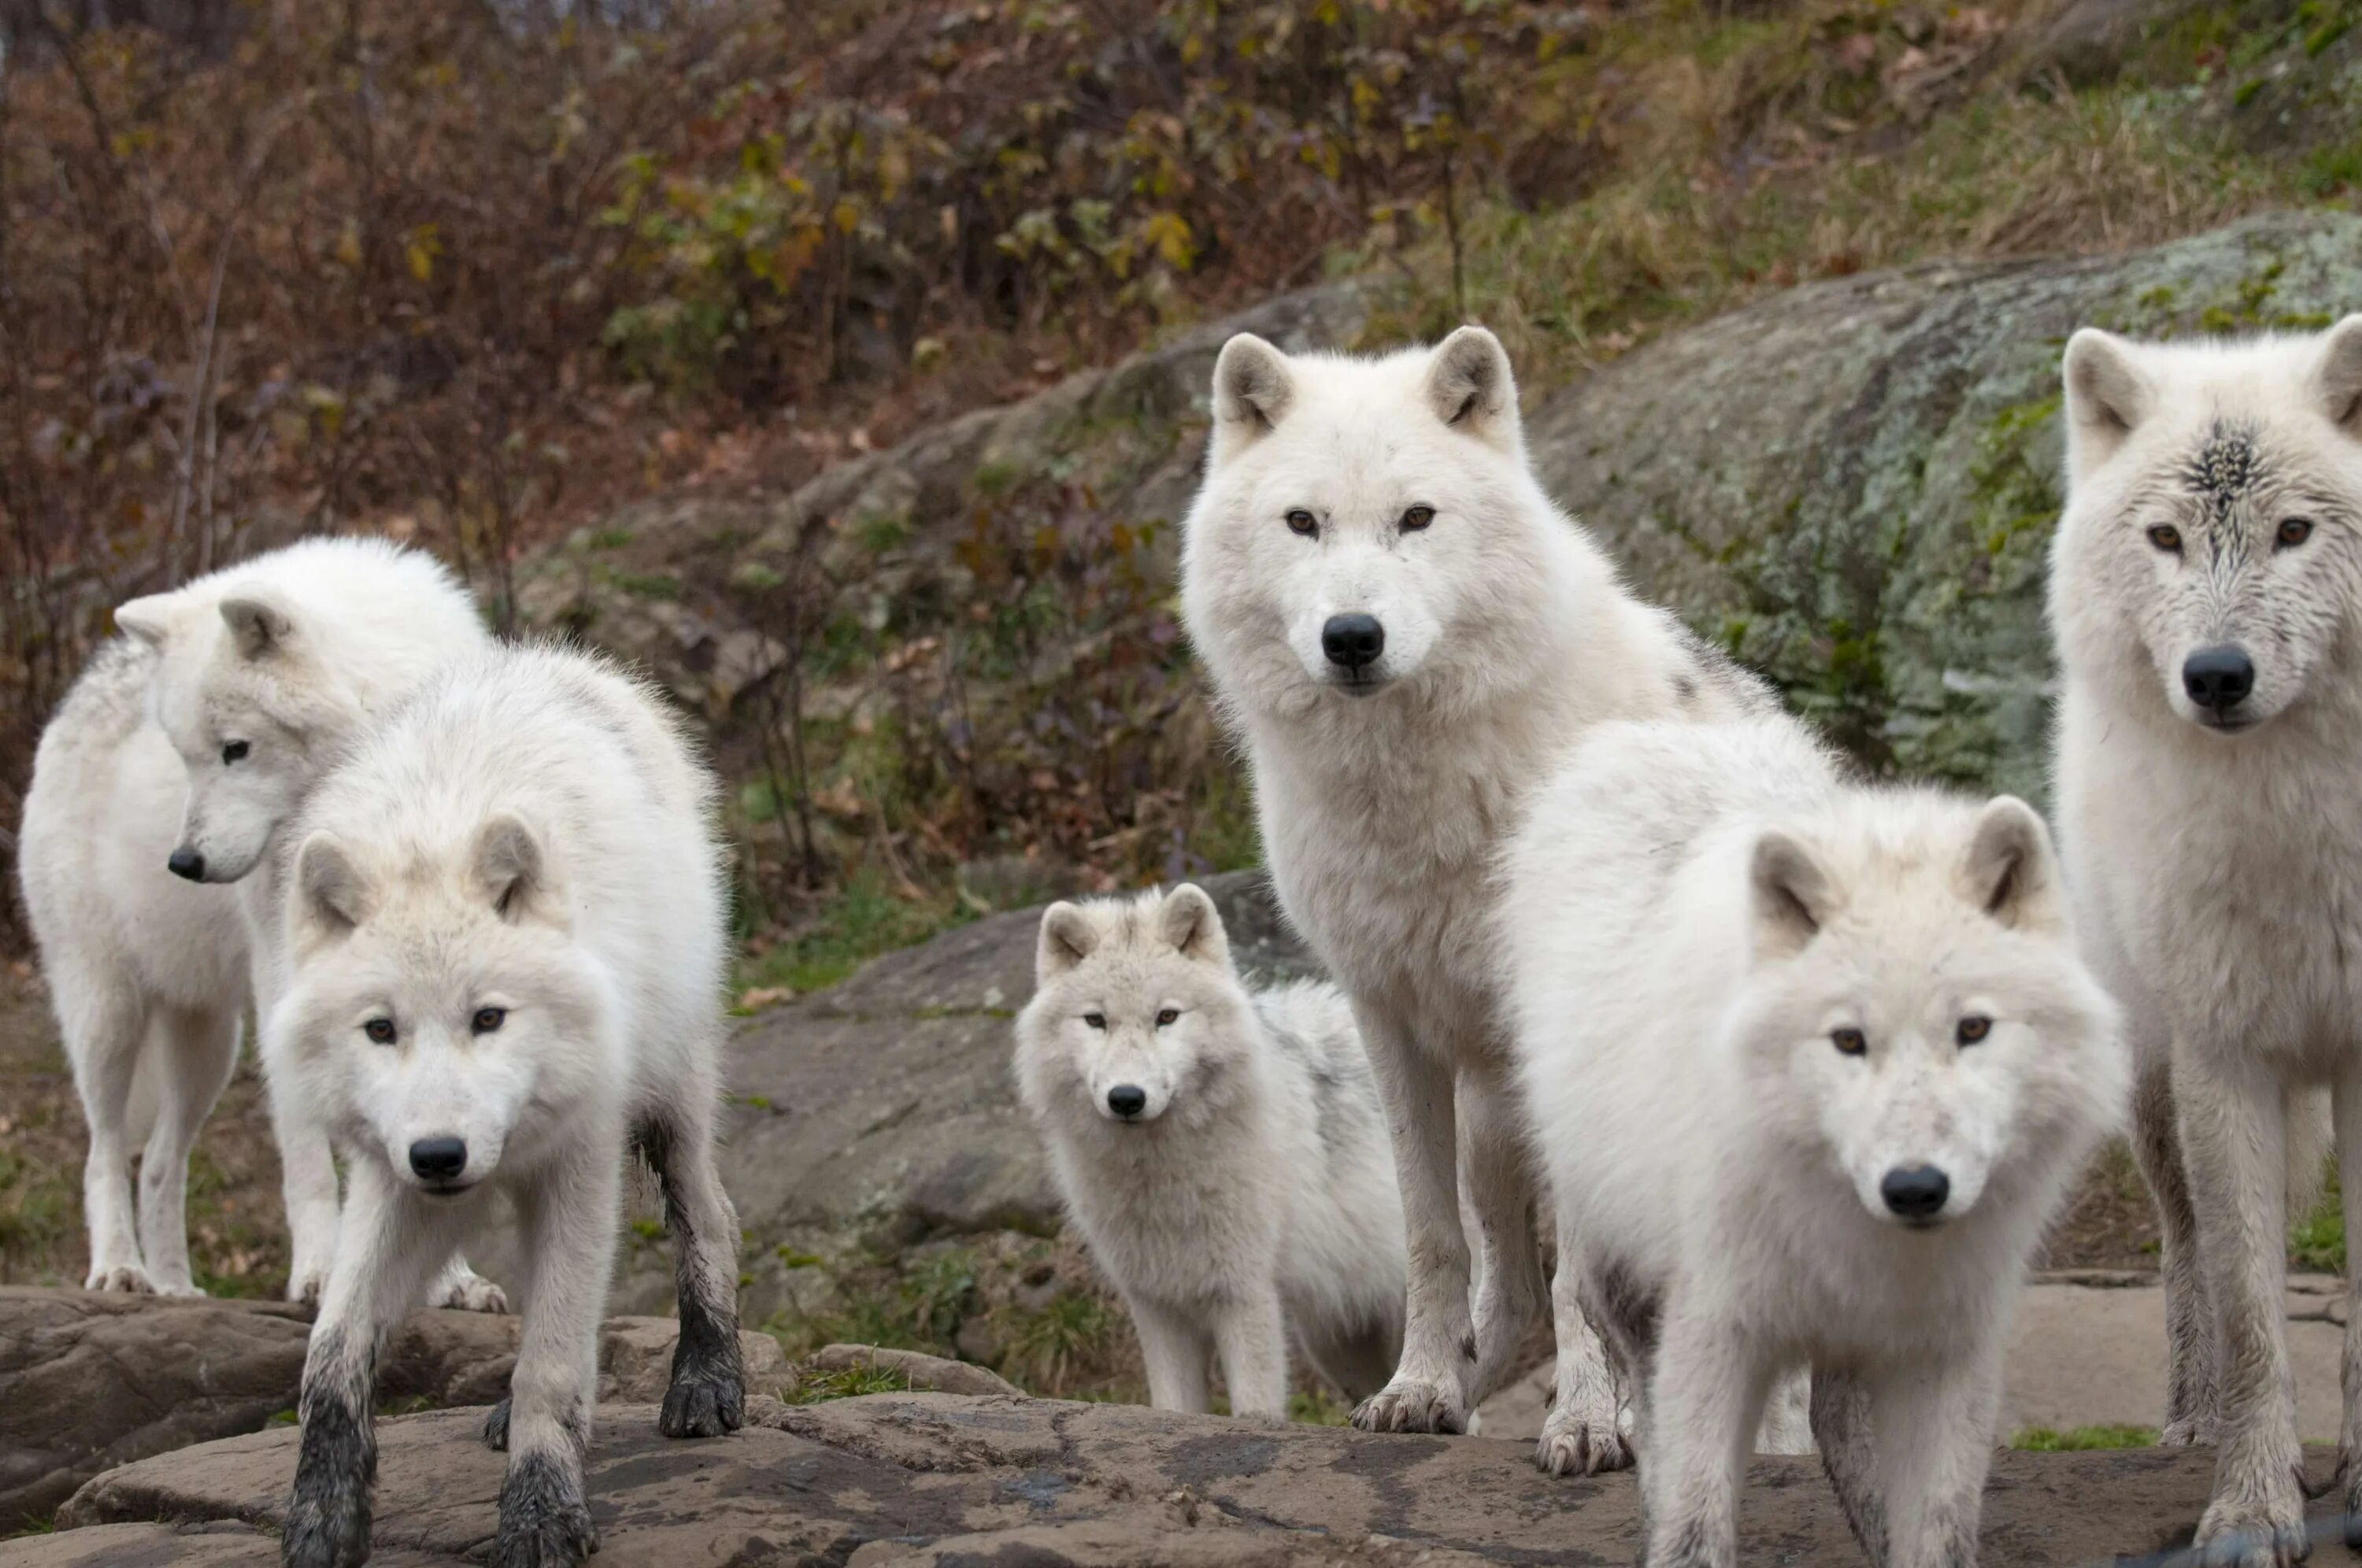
[26,1389,2356,1566]
[0,1288,785,1531]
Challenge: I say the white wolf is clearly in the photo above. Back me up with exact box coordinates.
[1502,716,2124,1568]
[1179,323,1770,1461]
[2052,316,2362,1566]
[1013,884,1405,1417]
[269,642,742,1568]
[17,537,502,1307]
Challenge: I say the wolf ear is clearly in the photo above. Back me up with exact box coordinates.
[293,832,371,946]
[220,590,298,660]
[1211,333,1294,445]
[1037,902,1098,978]
[114,592,181,649]
[1424,326,1520,447]
[476,812,562,927]
[2062,328,2151,483]
[1161,883,1229,967]
[1960,796,2065,934]
[1750,827,1837,960]
[2316,315,2362,435]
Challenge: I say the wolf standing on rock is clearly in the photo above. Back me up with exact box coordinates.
[271,642,742,1568]
[17,538,502,1310]
[1179,324,1769,1460]
[2052,316,2362,1567]
[1015,883,1406,1417]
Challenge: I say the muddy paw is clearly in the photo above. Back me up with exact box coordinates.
[495,1454,598,1568]
[1351,1378,1467,1435]
[2195,1496,2308,1567]
[85,1263,156,1294]
[1535,1408,1635,1476]
[431,1268,510,1315]
[660,1368,746,1439]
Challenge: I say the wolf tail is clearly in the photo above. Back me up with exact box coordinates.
[2287,1085,2334,1222]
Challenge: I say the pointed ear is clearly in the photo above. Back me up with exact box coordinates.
[2316,315,2362,434]
[2062,327,2151,484]
[1037,901,1098,978]
[1750,827,1838,960]
[1960,796,2065,934]
[1160,883,1230,967]
[1211,333,1294,444]
[114,593,180,649]
[1424,326,1520,446]
[292,832,371,948]
[220,589,298,660]
[476,812,561,926]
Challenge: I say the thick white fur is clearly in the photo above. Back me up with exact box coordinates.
[1014,885,1406,1417]
[2051,316,2362,1565]
[1180,324,1768,1455]
[1504,716,2124,1568]
[17,538,502,1306]
[270,642,742,1568]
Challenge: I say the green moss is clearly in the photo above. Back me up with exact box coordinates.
[2009,1424,2159,1451]
[735,870,972,996]
[785,1362,913,1404]
[2290,1171,2345,1273]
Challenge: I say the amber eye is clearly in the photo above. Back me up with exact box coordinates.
[2277,516,2315,549]
[2148,524,2183,554]
[1285,508,1318,537]
[1083,1012,1106,1030]
[472,1007,506,1035]
[1400,505,1435,532]
[363,1018,397,1045]
[1156,1008,1179,1026]
[221,740,250,764]
[1956,1015,1991,1046]
[1831,1027,1867,1056]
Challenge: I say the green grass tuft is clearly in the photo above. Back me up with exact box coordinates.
[786,1362,913,1404]
[2008,1424,2158,1451]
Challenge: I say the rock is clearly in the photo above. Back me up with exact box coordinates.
[811,1342,1024,1397]
[2020,0,2200,84]
[701,867,1315,1319]
[0,1287,783,1530]
[32,1389,2362,1566]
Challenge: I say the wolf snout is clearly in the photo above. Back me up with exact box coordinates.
[166,847,206,882]
[2182,645,2255,719]
[1105,1084,1148,1119]
[409,1136,470,1186]
[1321,613,1386,672]
[1880,1163,1950,1222]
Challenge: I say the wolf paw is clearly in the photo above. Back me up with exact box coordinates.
[84,1263,156,1294]
[660,1367,746,1439]
[2195,1496,2309,1567]
[151,1278,209,1300]
[430,1267,510,1315]
[286,1262,331,1308]
[495,1454,598,1568]
[2161,1415,2219,1448]
[1535,1409,1634,1476]
[1351,1378,1467,1435]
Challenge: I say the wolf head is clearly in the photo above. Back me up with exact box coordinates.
[1180,326,1584,716]
[1013,884,1261,1130]
[2053,316,2362,734]
[1733,793,2124,1230]
[272,812,608,1195]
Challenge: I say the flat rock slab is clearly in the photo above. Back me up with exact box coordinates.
[28,1391,2362,1566]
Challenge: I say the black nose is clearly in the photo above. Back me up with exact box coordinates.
[2182,645,2255,712]
[1881,1164,1950,1219]
[1321,613,1386,671]
[409,1137,468,1182]
[166,848,205,882]
[1106,1085,1147,1119]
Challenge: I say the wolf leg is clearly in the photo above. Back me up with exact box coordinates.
[1131,1296,1211,1414]
[1535,1219,1632,1476]
[137,1004,239,1296]
[635,1096,745,1438]
[1212,1281,1290,1419]
[2133,1052,2219,1447]
[65,976,150,1292]
[270,1085,344,1307]
[2334,1066,2362,1544]
[1812,1365,1886,1567]
[1873,1344,1999,1568]
[1460,1064,1549,1403]
[1640,1301,1768,1568]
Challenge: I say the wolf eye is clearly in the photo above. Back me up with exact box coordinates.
[1156,1008,1179,1026]
[221,741,250,764]
[2147,525,2182,554]
[472,1007,506,1035]
[1831,1027,1867,1056]
[1956,1015,1991,1046]
[1285,508,1318,537]
[1400,505,1435,532]
[1083,1012,1106,1030]
[2277,516,2315,549]
[363,1018,397,1045]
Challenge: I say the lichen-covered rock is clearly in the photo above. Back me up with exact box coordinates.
[1530,210,2362,802]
